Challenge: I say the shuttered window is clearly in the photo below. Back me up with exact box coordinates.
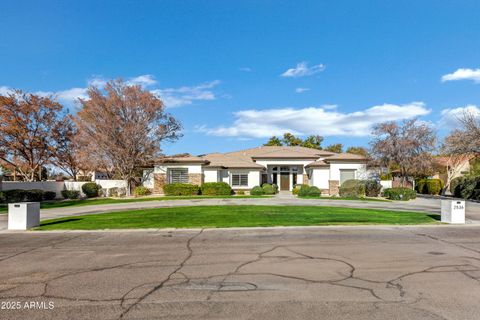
[232,173,248,187]
[169,168,189,183]
[340,169,356,185]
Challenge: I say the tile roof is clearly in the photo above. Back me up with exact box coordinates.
[305,159,330,168]
[225,146,334,158]
[155,155,209,164]
[323,153,367,161]
[202,153,265,169]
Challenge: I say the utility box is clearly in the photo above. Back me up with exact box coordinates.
[441,200,465,224]
[8,202,40,230]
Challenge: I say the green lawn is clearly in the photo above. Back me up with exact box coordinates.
[0,195,268,214]
[35,205,439,230]
[298,196,390,202]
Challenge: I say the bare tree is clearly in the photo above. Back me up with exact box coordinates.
[75,80,182,195]
[0,90,69,181]
[370,119,437,186]
[444,111,480,154]
[52,115,82,180]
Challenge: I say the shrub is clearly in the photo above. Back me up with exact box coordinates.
[25,189,44,202]
[0,191,5,203]
[82,182,101,198]
[261,183,276,195]
[380,173,392,180]
[163,183,199,196]
[236,190,245,195]
[201,182,232,196]
[61,189,80,199]
[43,191,57,201]
[4,189,26,203]
[339,179,366,198]
[298,185,321,197]
[416,179,444,195]
[292,184,308,195]
[383,187,416,201]
[450,177,465,195]
[453,177,480,199]
[134,186,151,197]
[365,180,382,197]
[250,186,264,195]
[272,184,279,194]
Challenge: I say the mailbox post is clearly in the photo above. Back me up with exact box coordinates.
[441,200,465,224]
[8,202,40,230]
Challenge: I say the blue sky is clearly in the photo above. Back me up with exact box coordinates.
[1,0,480,155]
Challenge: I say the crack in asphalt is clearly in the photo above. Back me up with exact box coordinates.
[118,229,204,319]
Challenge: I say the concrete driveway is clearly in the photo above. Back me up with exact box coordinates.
[1,226,480,319]
[1,196,480,230]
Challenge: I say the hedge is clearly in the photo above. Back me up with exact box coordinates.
[339,179,365,198]
[416,178,444,195]
[201,182,232,196]
[250,186,264,195]
[298,185,321,197]
[292,184,308,195]
[4,189,26,203]
[134,186,151,197]
[261,183,276,195]
[61,190,80,199]
[82,182,101,198]
[383,187,416,201]
[43,191,57,201]
[25,189,44,202]
[452,176,480,200]
[163,183,200,196]
[0,192,5,203]
[365,180,382,197]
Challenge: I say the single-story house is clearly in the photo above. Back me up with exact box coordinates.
[143,146,367,195]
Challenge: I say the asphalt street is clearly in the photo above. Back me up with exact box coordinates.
[1,225,480,319]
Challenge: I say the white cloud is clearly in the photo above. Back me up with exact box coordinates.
[441,68,480,83]
[151,80,221,108]
[0,86,13,95]
[440,105,480,127]
[239,67,252,72]
[126,74,157,87]
[0,76,220,108]
[56,87,89,102]
[199,102,430,138]
[281,62,326,78]
[295,87,310,93]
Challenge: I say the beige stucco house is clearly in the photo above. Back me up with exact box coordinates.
[143,146,367,195]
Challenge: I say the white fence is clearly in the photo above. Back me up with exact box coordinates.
[380,180,392,190]
[1,180,127,198]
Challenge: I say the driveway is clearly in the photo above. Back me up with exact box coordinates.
[1,195,480,230]
[1,226,480,319]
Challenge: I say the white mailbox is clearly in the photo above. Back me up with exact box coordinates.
[8,202,40,230]
[441,200,465,224]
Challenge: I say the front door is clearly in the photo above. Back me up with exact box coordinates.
[280,172,290,191]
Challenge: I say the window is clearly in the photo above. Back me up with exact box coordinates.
[232,173,248,187]
[169,168,189,183]
[340,169,356,185]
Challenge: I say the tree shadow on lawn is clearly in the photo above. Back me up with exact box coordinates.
[39,218,83,227]
[427,214,441,221]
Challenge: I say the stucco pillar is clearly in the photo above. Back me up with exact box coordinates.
[328,180,340,196]
[153,173,167,194]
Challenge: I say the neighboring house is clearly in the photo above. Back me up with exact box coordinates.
[431,155,472,182]
[76,170,112,181]
[143,146,367,195]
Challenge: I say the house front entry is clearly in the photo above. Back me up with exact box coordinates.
[280,172,290,191]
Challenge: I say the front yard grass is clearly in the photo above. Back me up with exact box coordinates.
[36,205,439,230]
[0,195,269,214]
